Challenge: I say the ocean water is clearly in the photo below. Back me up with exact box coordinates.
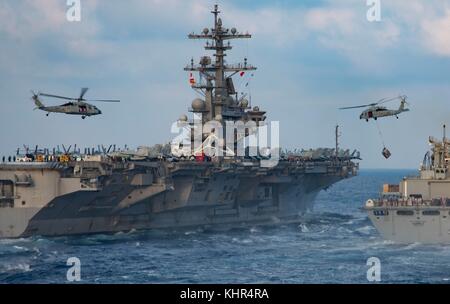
[2,169,450,284]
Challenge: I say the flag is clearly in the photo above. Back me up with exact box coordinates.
[239,71,245,77]
[189,73,195,85]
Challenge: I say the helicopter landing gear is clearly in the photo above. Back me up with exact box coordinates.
[82,116,86,119]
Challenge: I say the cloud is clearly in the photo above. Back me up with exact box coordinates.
[382,0,450,57]
[2,0,449,61]
[305,8,355,34]
[421,10,450,56]
[0,1,67,39]
[0,0,100,58]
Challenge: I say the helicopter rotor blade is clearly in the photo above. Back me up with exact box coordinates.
[377,96,399,105]
[87,99,121,103]
[341,95,409,110]
[339,103,377,110]
[80,88,89,100]
[39,93,74,100]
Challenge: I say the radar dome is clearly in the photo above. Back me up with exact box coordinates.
[178,114,188,122]
[253,106,260,111]
[240,99,249,108]
[191,98,205,111]
[231,28,237,35]
[203,28,209,35]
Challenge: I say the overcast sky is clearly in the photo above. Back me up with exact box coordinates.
[0,0,449,168]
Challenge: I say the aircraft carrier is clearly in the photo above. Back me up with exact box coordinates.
[0,5,359,238]
[365,126,450,244]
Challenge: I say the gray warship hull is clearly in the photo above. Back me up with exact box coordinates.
[0,160,356,238]
[366,205,450,244]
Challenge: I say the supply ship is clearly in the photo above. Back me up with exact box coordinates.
[0,5,359,238]
[365,125,450,244]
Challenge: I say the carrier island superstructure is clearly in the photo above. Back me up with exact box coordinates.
[0,5,359,238]
[366,126,450,244]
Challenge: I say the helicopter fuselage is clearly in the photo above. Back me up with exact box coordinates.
[39,101,102,117]
[359,105,409,121]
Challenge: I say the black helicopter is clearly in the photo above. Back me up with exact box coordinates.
[32,88,120,119]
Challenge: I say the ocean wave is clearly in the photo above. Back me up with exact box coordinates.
[354,225,376,235]
[250,227,260,234]
[231,237,253,245]
[298,224,310,233]
[0,238,33,245]
[1,263,32,273]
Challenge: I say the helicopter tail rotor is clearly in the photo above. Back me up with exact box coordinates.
[399,95,409,104]
[31,90,45,109]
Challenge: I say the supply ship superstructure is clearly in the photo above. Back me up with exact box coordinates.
[0,5,359,238]
[366,126,450,243]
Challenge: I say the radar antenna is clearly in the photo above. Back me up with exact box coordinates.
[184,4,258,122]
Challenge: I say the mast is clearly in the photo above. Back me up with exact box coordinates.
[444,124,447,167]
[335,125,340,158]
[184,4,257,122]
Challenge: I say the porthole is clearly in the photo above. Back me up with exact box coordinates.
[397,210,414,216]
